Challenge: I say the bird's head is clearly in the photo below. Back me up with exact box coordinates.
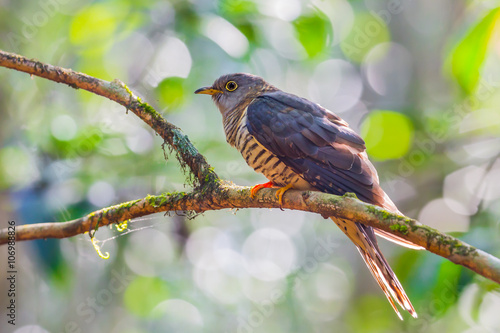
[195,73,277,118]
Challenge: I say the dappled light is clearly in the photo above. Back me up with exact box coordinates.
[1,1,500,332]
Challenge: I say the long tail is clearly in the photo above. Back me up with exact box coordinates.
[331,217,417,319]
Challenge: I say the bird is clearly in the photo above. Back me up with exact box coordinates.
[195,73,422,319]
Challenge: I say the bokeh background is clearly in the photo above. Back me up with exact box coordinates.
[1,0,500,332]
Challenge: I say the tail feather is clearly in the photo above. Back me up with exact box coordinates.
[358,248,403,320]
[331,217,417,319]
[374,229,424,250]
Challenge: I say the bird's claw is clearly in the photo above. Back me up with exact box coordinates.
[250,181,275,198]
[275,183,293,209]
[250,182,293,208]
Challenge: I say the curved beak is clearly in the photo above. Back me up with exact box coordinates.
[194,86,222,95]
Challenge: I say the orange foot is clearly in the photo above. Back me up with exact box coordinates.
[275,183,293,207]
[250,181,275,198]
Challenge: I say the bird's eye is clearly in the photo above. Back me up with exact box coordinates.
[225,81,238,92]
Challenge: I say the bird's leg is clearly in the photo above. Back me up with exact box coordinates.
[275,183,293,208]
[250,181,275,198]
[250,182,293,208]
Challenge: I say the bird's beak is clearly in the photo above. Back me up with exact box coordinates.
[194,86,222,95]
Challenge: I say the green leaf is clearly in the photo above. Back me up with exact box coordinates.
[293,13,331,58]
[361,110,414,161]
[124,276,170,317]
[450,8,500,94]
[156,77,186,110]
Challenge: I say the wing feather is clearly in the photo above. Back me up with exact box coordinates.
[246,91,386,205]
[246,90,422,252]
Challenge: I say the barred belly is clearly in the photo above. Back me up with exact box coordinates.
[232,122,311,190]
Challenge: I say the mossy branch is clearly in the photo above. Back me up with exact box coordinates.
[1,49,499,285]
[0,49,218,186]
[0,182,499,283]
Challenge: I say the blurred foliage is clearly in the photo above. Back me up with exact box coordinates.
[341,12,390,63]
[156,77,186,109]
[1,0,500,332]
[449,7,500,94]
[293,12,331,58]
[0,146,33,189]
[124,276,170,317]
[361,110,414,160]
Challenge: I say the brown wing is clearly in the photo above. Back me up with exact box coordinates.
[246,91,423,250]
[246,91,390,207]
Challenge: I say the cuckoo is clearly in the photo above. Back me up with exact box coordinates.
[195,73,422,319]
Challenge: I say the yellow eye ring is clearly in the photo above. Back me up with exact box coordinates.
[225,81,238,91]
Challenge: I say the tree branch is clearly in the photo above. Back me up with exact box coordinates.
[0,49,218,186]
[1,49,499,285]
[1,183,499,283]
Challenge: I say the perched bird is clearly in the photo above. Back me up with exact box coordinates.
[195,73,422,319]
